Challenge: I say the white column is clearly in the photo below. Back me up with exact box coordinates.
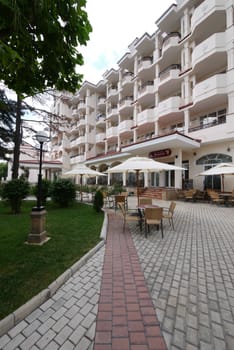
[184,110,190,134]
[174,149,183,189]
[107,172,111,186]
[144,172,148,187]
[123,172,127,186]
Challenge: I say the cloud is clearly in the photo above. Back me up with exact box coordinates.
[79,0,174,84]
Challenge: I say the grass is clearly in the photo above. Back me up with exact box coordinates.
[0,200,104,320]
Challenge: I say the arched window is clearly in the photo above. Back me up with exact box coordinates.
[196,153,232,165]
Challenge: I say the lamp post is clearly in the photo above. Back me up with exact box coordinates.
[34,131,49,211]
[27,131,50,245]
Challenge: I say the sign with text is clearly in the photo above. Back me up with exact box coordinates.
[149,149,171,158]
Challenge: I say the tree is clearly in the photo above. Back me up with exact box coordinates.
[0,0,92,178]
[0,89,15,160]
[0,162,7,181]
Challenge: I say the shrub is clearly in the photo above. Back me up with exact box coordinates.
[50,178,76,207]
[0,178,30,214]
[32,179,51,206]
[93,190,104,212]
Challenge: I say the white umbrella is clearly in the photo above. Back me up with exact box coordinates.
[199,163,234,176]
[198,163,234,192]
[63,163,106,201]
[107,156,184,204]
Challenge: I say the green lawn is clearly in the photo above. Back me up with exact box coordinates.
[0,200,104,320]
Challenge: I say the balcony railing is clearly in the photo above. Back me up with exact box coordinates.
[159,64,181,79]
[189,116,226,132]
[191,0,225,33]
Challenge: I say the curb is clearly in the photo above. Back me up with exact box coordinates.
[0,211,108,337]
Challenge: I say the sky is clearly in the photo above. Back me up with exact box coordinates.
[79,0,174,84]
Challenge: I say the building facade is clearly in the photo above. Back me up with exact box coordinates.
[51,0,234,192]
[7,142,62,184]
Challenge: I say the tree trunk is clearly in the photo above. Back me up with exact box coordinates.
[12,95,22,179]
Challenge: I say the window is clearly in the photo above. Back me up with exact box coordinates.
[196,153,232,165]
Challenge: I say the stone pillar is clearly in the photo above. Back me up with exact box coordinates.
[27,210,49,245]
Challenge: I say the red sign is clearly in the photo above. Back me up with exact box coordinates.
[149,149,171,158]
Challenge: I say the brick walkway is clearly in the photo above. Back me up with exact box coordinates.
[94,213,167,350]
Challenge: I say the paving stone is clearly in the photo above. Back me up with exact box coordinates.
[18,332,41,350]
[36,329,56,349]
[54,325,73,346]
[2,333,25,350]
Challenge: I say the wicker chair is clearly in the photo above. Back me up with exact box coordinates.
[118,202,142,232]
[163,201,176,230]
[144,207,164,238]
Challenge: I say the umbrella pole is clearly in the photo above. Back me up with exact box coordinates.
[136,169,140,206]
[221,174,224,193]
[80,174,83,202]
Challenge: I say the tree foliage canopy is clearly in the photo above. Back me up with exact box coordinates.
[0,0,92,96]
[0,89,15,159]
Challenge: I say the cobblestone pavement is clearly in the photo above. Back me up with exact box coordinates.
[1,199,234,350]
[131,200,234,350]
[0,247,105,350]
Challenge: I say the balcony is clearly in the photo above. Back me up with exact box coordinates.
[193,74,227,105]
[138,81,155,99]
[158,96,182,118]
[107,86,118,98]
[161,32,181,57]
[106,126,118,139]
[78,100,86,111]
[119,97,134,112]
[118,120,133,134]
[70,139,78,149]
[158,65,181,85]
[96,133,106,143]
[70,154,85,164]
[189,116,226,133]
[78,117,86,126]
[98,96,106,106]
[137,108,155,126]
[138,56,153,73]
[191,0,225,34]
[76,135,85,145]
[122,72,134,87]
[107,106,118,119]
[192,32,226,69]
[71,108,78,118]
[96,114,106,125]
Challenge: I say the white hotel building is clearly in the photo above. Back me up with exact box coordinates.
[51,0,234,193]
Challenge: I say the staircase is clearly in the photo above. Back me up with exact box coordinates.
[139,187,178,201]
[139,187,164,200]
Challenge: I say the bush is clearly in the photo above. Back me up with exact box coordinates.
[93,190,104,212]
[50,178,76,207]
[32,179,51,206]
[0,178,30,214]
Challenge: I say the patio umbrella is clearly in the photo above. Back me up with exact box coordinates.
[63,163,106,201]
[198,163,234,192]
[107,156,184,205]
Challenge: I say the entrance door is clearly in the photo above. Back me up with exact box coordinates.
[203,165,221,190]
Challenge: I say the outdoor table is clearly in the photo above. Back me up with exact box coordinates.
[219,193,232,206]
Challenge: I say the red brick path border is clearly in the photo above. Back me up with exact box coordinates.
[94,213,167,350]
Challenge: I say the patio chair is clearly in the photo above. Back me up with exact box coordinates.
[227,189,234,206]
[139,197,152,205]
[118,202,142,232]
[207,191,224,205]
[144,207,164,238]
[163,201,176,230]
[115,195,127,212]
[184,189,196,201]
[102,191,114,209]
[120,191,128,209]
